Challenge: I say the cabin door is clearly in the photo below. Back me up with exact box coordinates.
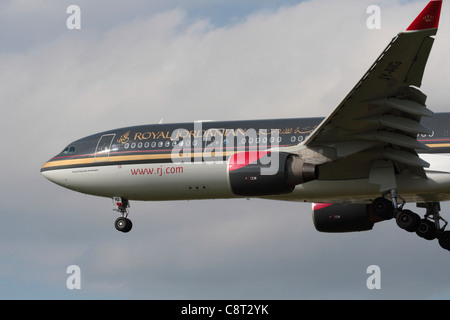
[94,134,116,161]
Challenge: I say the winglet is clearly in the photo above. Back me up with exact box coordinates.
[406,0,443,31]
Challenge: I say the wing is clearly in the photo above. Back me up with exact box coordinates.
[299,0,443,190]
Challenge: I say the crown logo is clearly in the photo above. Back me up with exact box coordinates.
[117,131,130,144]
[423,14,434,23]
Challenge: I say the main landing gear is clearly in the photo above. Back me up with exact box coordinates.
[113,196,133,233]
[372,190,450,251]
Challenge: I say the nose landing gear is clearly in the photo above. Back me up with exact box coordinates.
[113,196,132,233]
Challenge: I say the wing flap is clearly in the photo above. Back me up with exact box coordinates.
[384,97,433,117]
[382,148,430,168]
[361,115,432,134]
[354,131,429,150]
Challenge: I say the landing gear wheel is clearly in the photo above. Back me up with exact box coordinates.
[115,217,133,233]
[416,219,437,240]
[112,197,132,233]
[372,197,394,220]
[396,210,420,232]
[438,231,450,251]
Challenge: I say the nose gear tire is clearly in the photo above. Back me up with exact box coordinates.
[115,217,133,233]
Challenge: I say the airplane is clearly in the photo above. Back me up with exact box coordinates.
[41,0,450,251]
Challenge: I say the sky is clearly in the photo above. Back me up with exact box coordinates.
[1,0,450,300]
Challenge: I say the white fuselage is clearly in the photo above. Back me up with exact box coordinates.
[41,153,450,204]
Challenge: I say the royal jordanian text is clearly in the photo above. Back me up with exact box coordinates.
[118,126,313,144]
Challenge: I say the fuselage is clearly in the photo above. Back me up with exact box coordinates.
[41,112,450,203]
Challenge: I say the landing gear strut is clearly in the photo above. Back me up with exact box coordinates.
[113,196,132,233]
[417,202,449,248]
[372,192,450,251]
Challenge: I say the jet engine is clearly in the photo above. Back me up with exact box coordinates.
[312,203,387,233]
[228,151,317,196]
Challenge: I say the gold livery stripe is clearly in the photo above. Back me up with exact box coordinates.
[41,152,235,169]
[427,143,450,148]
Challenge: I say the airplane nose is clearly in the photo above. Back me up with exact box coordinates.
[41,162,69,188]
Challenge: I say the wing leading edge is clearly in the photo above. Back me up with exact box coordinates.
[299,0,443,189]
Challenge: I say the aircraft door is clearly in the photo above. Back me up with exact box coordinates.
[95,134,116,161]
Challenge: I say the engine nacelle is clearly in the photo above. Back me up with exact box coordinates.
[228,151,317,196]
[312,203,386,233]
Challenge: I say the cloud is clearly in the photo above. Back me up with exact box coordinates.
[1,0,450,299]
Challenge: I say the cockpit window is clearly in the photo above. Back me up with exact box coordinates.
[62,146,76,154]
